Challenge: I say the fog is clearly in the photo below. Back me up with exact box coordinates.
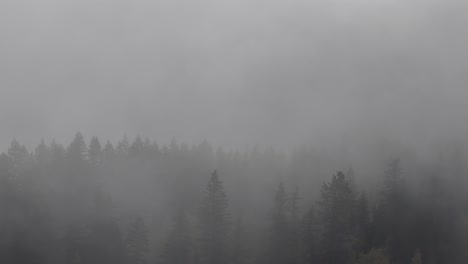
[1,0,467,151]
[1,0,468,263]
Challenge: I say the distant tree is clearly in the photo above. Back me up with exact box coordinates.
[88,136,102,166]
[102,140,116,161]
[35,139,50,165]
[67,133,87,164]
[199,170,229,264]
[375,159,413,263]
[162,209,191,264]
[8,139,29,176]
[129,136,144,158]
[65,133,89,189]
[116,136,130,158]
[317,171,355,264]
[126,217,149,264]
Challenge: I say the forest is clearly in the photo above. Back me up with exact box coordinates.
[1,133,468,264]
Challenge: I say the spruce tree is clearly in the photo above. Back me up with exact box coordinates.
[317,171,355,264]
[88,136,102,167]
[199,170,229,264]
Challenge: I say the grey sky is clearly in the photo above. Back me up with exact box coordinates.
[1,0,467,151]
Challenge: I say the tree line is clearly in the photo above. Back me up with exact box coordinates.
[1,133,468,263]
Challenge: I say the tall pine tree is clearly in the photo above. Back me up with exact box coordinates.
[199,170,229,264]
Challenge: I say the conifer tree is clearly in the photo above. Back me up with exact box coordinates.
[102,140,116,161]
[88,136,102,167]
[317,171,355,264]
[199,170,229,264]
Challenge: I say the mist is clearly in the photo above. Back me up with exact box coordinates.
[1,0,467,151]
[1,0,468,263]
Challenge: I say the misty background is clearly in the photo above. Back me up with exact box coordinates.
[1,0,468,152]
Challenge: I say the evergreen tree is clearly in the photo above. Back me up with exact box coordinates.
[376,159,413,263]
[102,140,116,161]
[35,139,50,165]
[8,139,29,176]
[126,217,149,264]
[67,133,87,164]
[129,136,144,158]
[317,171,355,264]
[199,170,229,264]
[88,136,102,167]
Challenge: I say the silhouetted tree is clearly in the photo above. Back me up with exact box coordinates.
[199,170,229,264]
[317,171,355,264]
[88,136,102,167]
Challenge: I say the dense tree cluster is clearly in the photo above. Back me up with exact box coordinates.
[0,133,468,263]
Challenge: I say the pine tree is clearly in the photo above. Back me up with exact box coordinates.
[126,217,149,264]
[67,133,87,164]
[102,140,116,161]
[88,136,102,166]
[129,136,144,158]
[199,170,229,264]
[8,139,29,176]
[377,159,412,263]
[35,139,50,165]
[317,171,355,264]
[162,209,191,264]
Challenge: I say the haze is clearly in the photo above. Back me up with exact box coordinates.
[1,0,466,151]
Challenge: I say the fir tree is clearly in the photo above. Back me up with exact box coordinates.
[317,171,355,264]
[199,170,229,264]
[88,136,102,167]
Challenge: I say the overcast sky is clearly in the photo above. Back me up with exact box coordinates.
[1,0,467,151]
